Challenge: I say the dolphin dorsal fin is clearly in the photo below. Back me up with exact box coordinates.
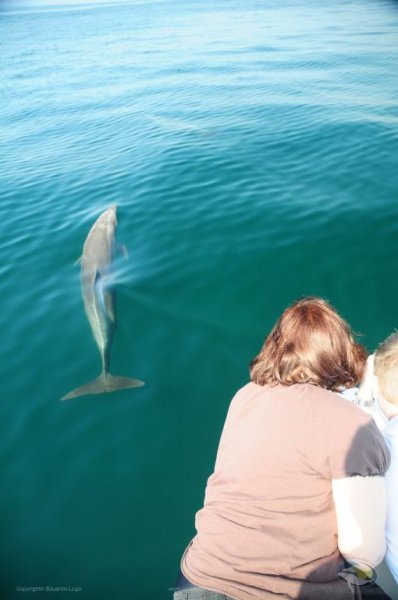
[93,268,102,287]
[104,291,116,323]
[94,270,116,323]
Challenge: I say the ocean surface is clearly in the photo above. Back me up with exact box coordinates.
[1,0,398,598]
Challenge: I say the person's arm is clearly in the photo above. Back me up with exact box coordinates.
[332,475,387,568]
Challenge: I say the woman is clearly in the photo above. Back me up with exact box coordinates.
[173,297,391,600]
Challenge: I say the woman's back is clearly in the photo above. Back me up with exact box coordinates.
[181,382,389,599]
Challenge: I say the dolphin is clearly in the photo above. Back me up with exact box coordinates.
[61,205,144,400]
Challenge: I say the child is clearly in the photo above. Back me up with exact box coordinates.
[357,334,398,589]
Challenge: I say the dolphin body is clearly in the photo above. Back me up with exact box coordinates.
[61,205,144,400]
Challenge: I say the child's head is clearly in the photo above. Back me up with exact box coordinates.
[374,332,398,406]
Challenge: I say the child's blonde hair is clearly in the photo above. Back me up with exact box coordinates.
[374,332,398,405]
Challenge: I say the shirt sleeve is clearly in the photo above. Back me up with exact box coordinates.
[343,419,391,478]
[313,399,391,480]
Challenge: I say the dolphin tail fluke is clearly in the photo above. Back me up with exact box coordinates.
[61,373,145,401]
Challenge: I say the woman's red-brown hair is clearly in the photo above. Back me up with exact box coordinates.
[250,297,367,391]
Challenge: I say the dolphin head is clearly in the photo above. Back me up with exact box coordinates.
[106,204,117,225]
[97,204,117,231]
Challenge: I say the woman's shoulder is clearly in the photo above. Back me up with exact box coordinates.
[300,385,390,478]
[231,381,374,428]
[301,383,373,421]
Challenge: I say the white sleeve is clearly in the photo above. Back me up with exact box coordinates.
[332,475,387,568]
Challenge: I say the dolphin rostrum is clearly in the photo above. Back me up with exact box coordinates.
[61,205,144,400]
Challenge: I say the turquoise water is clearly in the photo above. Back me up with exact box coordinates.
[1,0,398,598]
